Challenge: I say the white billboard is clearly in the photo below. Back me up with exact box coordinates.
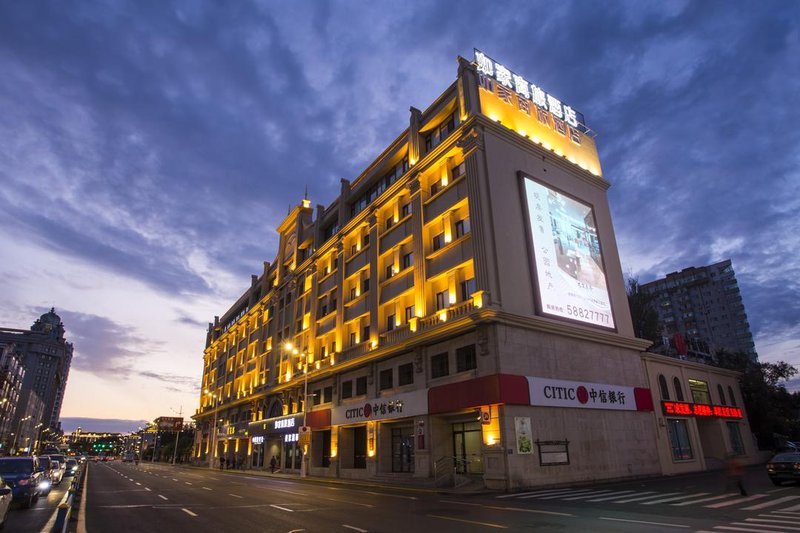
[522,177,615,329]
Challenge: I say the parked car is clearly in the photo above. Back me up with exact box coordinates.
[0,457,43,508]
[64,458,79,477]
[39,456,63,486]
[33,457,53,495]
[766,452,800,486]
[0,477,12,529]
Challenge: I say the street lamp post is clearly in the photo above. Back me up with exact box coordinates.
[171,406,183,466]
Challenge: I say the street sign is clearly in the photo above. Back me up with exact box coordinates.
[298,426,311,447]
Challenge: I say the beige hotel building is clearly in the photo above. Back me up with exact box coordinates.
[192,52,757,489]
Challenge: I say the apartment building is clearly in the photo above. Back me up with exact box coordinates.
[193,52,753,489]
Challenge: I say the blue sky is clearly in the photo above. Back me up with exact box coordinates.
[1,1,798,432]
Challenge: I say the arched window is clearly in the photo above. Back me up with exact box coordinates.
[658,374,670,400]
[673,377,684,401]
[717,384,727,405]
[728,386,737,407]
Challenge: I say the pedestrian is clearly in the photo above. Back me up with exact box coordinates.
[269,455,277,474]
[218,457,223,470]
[727,454,747,496]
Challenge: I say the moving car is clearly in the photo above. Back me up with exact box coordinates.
[64,458,79,477]
[39,456,63,486]
[33,457,54,495]
[766,452,800,486]
[0,478,12,529]
[0,457,43,508]
[48,454,67,479]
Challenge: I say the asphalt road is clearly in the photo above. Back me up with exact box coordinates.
[78,462,799,533]
[3,470,77,532]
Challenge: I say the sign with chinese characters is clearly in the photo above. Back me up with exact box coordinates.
[528,377,637,411]
[522,176,615,329]
[474,49,584,130]
[247,414,303,438]
[251,436,264,445]
[331,388,428,425]
[662,401,743,419]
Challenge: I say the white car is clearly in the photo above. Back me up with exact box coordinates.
[0,477,11,529]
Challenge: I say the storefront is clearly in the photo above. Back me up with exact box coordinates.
[248,414,303,471]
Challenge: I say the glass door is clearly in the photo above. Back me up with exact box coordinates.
[391,426,414,473]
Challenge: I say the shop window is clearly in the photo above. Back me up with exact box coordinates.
[658,374,670,400]
[460,279,476,302]
[435,291,447,311]
[728,386,737,407]
[379,368,393,391]
[666,418,693,460]
[673,377,684,401]
[727,422,744,455]
[456,345,477,372]
[398,362,414,386]
[323,386,333,403]
[342,381,353,399]
[431,352,449,379]
[356,376,367,396]
[432,233,445,251]
[387,314,396,331]
[717,384,727,405]
[688,379,711,405]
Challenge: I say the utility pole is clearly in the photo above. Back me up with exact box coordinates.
[171,406,183,466]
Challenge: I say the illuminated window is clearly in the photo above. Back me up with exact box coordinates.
[379,369,393,391]
[688,379,711,405]
[658,375,670,400]
[398,363,414,386]
[356,376,367,396]
[431,352,449,379]
[667,419,693,460]
[435,291,447,311]
[432,233,445,251]
[424,112,458,152]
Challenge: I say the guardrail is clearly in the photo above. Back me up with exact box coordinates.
[52,463,87,533]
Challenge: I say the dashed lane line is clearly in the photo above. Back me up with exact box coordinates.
[182,508,198,517]
[428,515,507,529]
[202,487,212,491]
[598,517,690,529]
[229,493,244,499]
[158,494,168,500]
[342,526,368,533]
[270,504,294,512]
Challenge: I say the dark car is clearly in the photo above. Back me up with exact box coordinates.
[64,458,79,477]
[766,452,800,486]
[35,457,56,494]
[0,457,43,508]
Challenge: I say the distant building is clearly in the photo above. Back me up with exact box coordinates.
[0,308,74,443]
[0,343,25,454]
[642,260,757,362]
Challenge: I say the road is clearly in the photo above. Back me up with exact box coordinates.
[3,471,77,532]
[74,462,799,533]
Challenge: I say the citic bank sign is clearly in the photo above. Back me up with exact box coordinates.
[662,401,743,419]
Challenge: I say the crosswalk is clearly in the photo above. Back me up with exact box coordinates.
[697,509,800,532]
[497,487,800,513]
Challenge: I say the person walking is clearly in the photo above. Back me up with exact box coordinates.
[727,454,747,496]
[269,455,277,474]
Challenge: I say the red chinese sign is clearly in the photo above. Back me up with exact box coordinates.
[662,401,742,419]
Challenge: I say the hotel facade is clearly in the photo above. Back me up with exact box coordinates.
[192,52,757,489]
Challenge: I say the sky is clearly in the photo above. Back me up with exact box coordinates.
[1,1,798,433]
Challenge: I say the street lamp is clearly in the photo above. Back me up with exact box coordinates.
[204,389,220,470]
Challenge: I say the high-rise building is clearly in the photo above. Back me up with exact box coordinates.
[192,52,756,488]
[0,343,25,454]
[642,259,757,362]
[0,308,74,435]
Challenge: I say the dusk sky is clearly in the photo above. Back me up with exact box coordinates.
[1,1,798,433]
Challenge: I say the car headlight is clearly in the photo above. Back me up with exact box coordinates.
[39,480,51,489]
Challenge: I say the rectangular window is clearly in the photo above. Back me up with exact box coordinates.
[350,287,357,300]
[386,265,395,279]
[323,386,333,403]
[356,376,367,396]
[455,218,471,238]
[362,278,370,293]
[667,418,693,460]
[460,278,477,301]
[432,233,445,251]
[379,368,393,391]
[351,244,357,255]
[435,291,447,311]
[398,362,414,386]
[688,379,711,405]
[405,305,415,322]
[329,342,336,355]
[362,325,370,342]
[313,389,321,406]
[452,162,466,179]
[431,352,449,379]
[350,332,357,346]
[401,203,411,217]
[385,218,394,230]
[402,253,413,270]
[362,234,370,247]
[341,381,353,399]
[456,345,477,372]
[387,314,396,331]
[727,422,745,455]
[430,182,440,196]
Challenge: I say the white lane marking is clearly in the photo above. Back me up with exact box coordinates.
[172,478,178,481]
[743,496,800,511]
[563,490,621,501]
[158,494,168,500]
[321,497,373,508]
[586,490,637,502]
[641,492,711,505]
[719,525,798,533]
[516,488,579,499]
[744,517,800,527]
[598,517,689,529]
[270,504,294,512]
[274,488,306,496]
[342,526,368,533]
[774,507,800,513]
[145,488,151,491]
[229,493,244,499]
[672,493,738,506]
[181,508,198,517]
[537,489,598,500]
[202,487,212,491]
[706,494,769,508]
[615,492,680,503]
[440,501,572,517]
[185,482,193,485]
[135,482,141,486]
[427,515,507,529]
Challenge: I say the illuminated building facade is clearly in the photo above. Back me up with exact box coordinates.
[192,52,754,489]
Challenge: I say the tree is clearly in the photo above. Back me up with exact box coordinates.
[626,276,660,344]
[716,350,800,448]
